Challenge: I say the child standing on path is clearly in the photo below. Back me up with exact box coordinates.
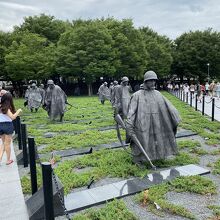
[0,93,22,165]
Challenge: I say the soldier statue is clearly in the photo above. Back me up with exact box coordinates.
[126,71,181,164]
[112,76,131,119]
[44,80,67,122]
[98,82,110,104]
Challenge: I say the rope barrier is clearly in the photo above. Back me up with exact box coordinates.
[214,104,220,109]
[204,99,213,104]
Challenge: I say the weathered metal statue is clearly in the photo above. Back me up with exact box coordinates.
[44,80,67,122]
[39,84,45,105]
[126,71,181,164]
[98,82,110,104]
[27,83,43,112]
[110,81,118,105]
[112,76,131,119]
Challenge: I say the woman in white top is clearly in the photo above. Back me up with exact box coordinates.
[0,93,22,165]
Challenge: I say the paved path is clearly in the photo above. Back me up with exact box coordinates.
[0,140,28,220]
[173,92,220,122]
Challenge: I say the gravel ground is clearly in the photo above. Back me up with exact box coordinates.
[15,131,220,220]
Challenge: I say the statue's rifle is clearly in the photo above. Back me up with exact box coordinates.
[114,114,156,170]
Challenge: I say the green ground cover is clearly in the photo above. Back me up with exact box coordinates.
[16,93,220,219]
[21,149,199,194]
[136,175,217,219]
[72,200,138,220]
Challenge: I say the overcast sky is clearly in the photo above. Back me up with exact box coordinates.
[0,0,219,39]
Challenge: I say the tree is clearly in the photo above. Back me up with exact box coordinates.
[172,29,220,81]
[56,21,117,95]
[0,31,12,78]
[140,27,173,78]
[5,32,55,85]
[14,14,68,43]
[103,18,148,79]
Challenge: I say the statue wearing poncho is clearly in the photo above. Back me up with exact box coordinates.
[44,80,67,121]
[28,83,43,112]
[126,71,181,163]
[112,76,131,119]
[98,82,110,104]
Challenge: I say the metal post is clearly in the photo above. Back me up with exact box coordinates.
[202,95,205,115]
[13,118,18,134]
[195,94,198,111]
[42,162,54,220]
[17,116,22,150]
[181,91,183,101]
[183,92,185,102]
[186,92,189,103]
[212,98,215,121]
[28,137,38,195]
[21,123,28,167]
[190,92,192,107]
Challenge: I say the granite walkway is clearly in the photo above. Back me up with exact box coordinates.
[0,140,28,220]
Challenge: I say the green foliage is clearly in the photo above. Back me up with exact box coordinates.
[140,27,173,77]
[38,129,125,153]
[21,166,42,194]
[136,176,216,219]
[55,149,148,194]
[72,200,138,220]
[56,21,117,83]
[5,32,56,80]
[172,29,220,81]
[14,14,68,43]
[136,183,195,219]
[169,175,217,195]
[177,140,201,149]
[154,152,199,167]
[189,148,208,155]
[208,205,220,217]
[212,159,220,175]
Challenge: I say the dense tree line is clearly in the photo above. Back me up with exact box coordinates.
[0,14,219,94]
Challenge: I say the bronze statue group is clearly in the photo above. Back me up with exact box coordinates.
[24,80,67,122]
[99,71,181,168]
[25,70,181,167]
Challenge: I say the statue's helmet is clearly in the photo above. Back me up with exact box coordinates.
[113,80,118,85]
[144,71,158,82]
[121,76,129,83]
[47,80,54,85]
[104,82,108,85]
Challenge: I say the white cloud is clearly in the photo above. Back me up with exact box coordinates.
[0,0,219,39]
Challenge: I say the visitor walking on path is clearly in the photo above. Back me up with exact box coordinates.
[0,89,8,158]
[205,82,209,96]
[189,83,195,98]
[215,82,220,100]
[183,83,189,95]
[0,93,22,165]
[209,81,216,99]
